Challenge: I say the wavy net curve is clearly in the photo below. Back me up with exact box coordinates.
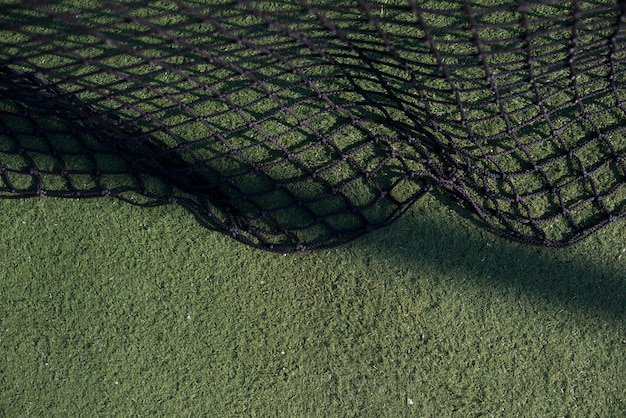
[1,0,626,251]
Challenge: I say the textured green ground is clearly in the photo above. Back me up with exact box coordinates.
[2,1,626,417]
[1,190,625,417]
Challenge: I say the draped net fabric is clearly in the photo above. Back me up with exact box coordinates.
[1,0,625,251]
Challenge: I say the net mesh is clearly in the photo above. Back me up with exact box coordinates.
[1,0,626,252]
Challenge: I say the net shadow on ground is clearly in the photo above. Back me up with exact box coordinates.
[355,190,626,323]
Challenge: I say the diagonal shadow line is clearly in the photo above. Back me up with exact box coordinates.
[357,190,626,323]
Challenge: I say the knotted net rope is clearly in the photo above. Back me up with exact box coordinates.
[1,0,625,251]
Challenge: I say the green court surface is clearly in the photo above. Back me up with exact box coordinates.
[1,1,626,416]
[1,191,625,416]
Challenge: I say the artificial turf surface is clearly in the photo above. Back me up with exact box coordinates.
[1,0,626,416]
[1,191,625,416]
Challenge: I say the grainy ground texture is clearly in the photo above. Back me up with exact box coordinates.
[1,0,625,416]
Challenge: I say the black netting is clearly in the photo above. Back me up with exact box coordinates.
[1,0,626,252]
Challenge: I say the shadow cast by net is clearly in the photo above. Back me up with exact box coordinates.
[356,191,626,323]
